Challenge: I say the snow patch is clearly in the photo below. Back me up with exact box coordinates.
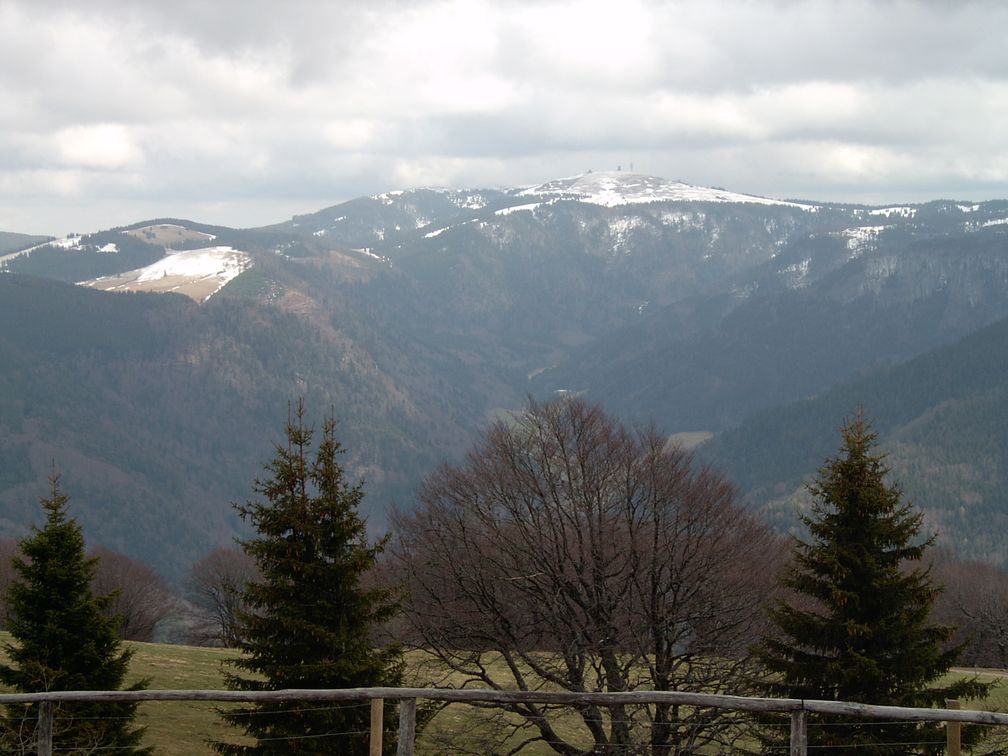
[351,248,391,265]
[81,246,251,302]
[51,235,83,250]
[983,217,1008,227]
[779,258,812,288]
[459,194,488,210]
[99,243,118,253]
[426,218,480,237]
[609,216,646,252]
[841,226,885,258]
[659,210,706,229]
[868,206,916,218]
[495,202,541,216]
[376,190,404,204]
[520,171,818,210]
[958,204,980,213]
[134,247,247,286]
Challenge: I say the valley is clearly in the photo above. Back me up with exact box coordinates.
[2,171,1008,579]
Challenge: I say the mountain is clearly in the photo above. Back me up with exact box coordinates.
[531,197,1008,431]
[0,231,53,259]
[3,171,1008,575]
[699,312,1008,564]
[0,273,467,581]
[516,171,817,209]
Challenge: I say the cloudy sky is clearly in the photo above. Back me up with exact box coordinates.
[1,0,1006,235]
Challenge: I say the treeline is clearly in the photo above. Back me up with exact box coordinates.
[3,397,1007,755]
[0,231,164,282]
[0,231,51,256]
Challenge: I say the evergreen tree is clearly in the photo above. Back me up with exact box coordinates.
[756,412,989,754]
[214,401,402,755]
[0,474,150,755]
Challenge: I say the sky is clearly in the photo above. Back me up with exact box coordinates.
[1,0,1006,236]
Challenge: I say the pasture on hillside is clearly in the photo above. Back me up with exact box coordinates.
[0,635,1005,754]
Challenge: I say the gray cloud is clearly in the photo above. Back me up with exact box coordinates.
[1,0,1006,234]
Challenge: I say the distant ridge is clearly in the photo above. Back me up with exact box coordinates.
[4,172,1008,576]
[0,231,53,261]
[518,171,819,209]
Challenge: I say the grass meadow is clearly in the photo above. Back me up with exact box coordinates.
[0,635,1005,754]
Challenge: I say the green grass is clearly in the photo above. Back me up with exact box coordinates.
[0,634,1005,754]
[124,640,248,755]
[940,669,1008,710]
[0,634,244,755]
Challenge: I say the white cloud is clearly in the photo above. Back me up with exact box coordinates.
[1,0,1008,234]
[54,124,143,169]
[509,0,661,88]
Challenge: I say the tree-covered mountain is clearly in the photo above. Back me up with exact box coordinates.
[532,200,1008,431]
[700,312,1008,564]
[3,172,1008,575]
[1,231,166,283]
[0,231,51,257]
[0,274,468,580]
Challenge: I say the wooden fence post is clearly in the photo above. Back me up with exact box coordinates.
[370,698,384,756]
[36,701,53,756]
[790,708,807,756]
[947,699,961,756]
[396,697,416,756]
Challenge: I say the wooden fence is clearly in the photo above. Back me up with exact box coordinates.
[1,686,1006,755]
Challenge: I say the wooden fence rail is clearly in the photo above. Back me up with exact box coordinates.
[2,687,1004,756]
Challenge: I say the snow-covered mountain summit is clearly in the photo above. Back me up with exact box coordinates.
[519,171,817,210]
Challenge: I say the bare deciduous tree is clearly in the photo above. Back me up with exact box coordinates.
[187,546,259,647]
[90,546,179,642]
[391,397,784,755]
[930,549,1008,669]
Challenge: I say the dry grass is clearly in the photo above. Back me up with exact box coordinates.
[125,224,215,248]
[0,634,243,755]
[85,272,223,302]
[124,640,248,755]
[0,634,1004,754]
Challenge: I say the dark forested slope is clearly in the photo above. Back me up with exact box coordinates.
[701,312,1008,564]
[0,274,445,580]
[4,176,1008,573]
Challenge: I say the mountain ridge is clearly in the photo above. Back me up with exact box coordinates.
[3,172,1008,576]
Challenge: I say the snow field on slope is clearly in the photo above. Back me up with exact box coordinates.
[519,172,818,210]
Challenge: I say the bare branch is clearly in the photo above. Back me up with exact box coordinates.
[391,396,785,754]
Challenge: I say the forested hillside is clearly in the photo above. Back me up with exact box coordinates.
[0,274,457,579]
[701,312,1008,563]
[0,232,51,256]
[3,173,1008,573]
[534,206,1008,430]
[1,231,165,282]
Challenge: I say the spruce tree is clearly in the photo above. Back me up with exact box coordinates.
[756,412,989,754]
[214,401,402,755]
[0,474,150,755]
